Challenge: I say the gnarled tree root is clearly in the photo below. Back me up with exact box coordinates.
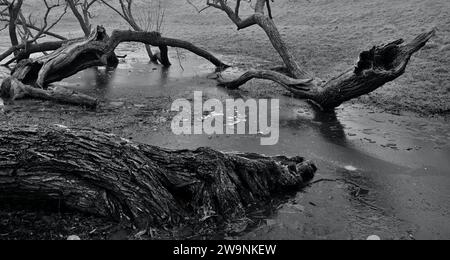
[0,124,317,228]
[218,30,436,110]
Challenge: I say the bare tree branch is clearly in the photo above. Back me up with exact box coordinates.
[99,0,167,64]
[0,0,69,63]
[66,0,96,36]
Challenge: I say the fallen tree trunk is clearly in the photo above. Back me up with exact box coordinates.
[0,26,228,107]
[3,26,228,81]
[0,124,316,228]
[0,77,98,108]
[207,0,435,110]
[219,30,435,110]
[11,27,119,88]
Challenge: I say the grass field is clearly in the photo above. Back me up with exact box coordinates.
[1,0,449,116]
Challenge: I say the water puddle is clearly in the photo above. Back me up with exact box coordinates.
[4,50,450,239]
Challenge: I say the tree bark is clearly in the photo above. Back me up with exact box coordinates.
[0,124,316,228]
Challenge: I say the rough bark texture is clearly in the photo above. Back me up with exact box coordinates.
[0,125,316,228]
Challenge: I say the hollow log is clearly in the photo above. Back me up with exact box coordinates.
[0,125,316,228]
[219,30,435,110]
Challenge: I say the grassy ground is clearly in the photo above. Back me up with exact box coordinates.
[1,0,449,116]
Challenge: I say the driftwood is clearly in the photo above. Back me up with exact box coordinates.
[207,0,436,110]
[0,124,316,228]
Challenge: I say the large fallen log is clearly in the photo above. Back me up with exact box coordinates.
[0,125,316,228]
